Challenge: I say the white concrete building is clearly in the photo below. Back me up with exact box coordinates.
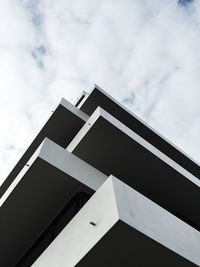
[0,85,200,266]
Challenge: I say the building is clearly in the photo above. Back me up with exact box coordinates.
[0,85,200,266]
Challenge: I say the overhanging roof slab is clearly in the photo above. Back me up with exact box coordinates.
[0,139,106,267]
[77,85,200,179]
[67,107,200,231]
[33,177,200,267]
[0,98,88,199]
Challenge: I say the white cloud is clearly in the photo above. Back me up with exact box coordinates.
[0,0,200,184]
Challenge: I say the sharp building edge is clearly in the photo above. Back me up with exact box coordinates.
[0,85,200,267]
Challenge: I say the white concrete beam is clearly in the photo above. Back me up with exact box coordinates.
[33,176,200,267]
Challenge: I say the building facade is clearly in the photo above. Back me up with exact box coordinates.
[0,85,200,266]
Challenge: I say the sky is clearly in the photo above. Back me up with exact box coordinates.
[0,0,200,185]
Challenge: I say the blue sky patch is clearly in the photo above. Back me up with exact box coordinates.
[178,0,194,7]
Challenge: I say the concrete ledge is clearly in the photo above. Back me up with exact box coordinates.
[0,139,106,267]
[33,176,200,267]
[67,107,200,231]
[0,99,88,199]
[76,85,200,179]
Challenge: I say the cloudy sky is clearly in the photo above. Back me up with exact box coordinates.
[0,0,200,185]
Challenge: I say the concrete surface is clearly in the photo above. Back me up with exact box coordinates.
[76,85,200,179]
[67,107,200,231]
[33,176,200,267]
[0,139,106,267]
[0,98,88,199]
